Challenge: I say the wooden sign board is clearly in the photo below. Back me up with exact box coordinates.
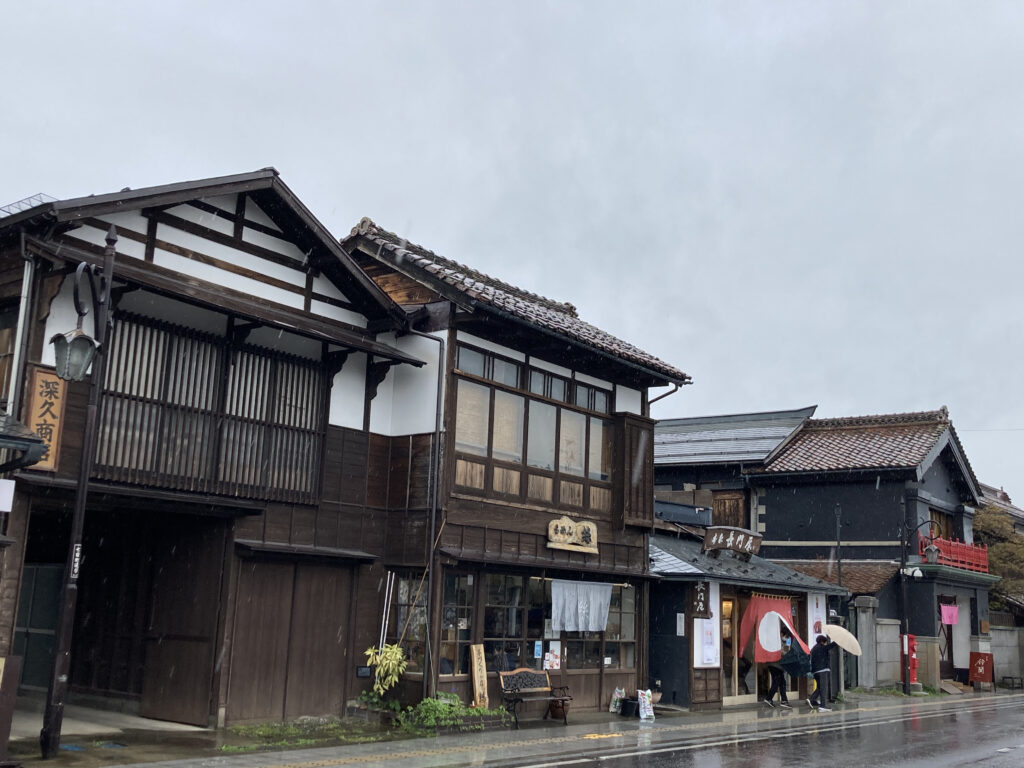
[546,516,598,554]
[26,368,66,471]
[690,581,711,619]
[703,526,762,556]
[470,643,488,708]
[969,652,993,683]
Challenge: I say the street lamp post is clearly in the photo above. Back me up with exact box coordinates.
[39,227,116,759]
[898,497,939,696]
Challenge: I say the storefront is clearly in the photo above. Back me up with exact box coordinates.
[649,529,847,709]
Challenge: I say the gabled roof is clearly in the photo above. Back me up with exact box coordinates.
[655,406,816,466]
[0,169,410,332]
[757,407,981,499]
[342,218,691,387]
[650,533,848,595]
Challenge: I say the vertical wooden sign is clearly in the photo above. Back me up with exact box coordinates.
[27,368,66,471]
[470,643,489,708]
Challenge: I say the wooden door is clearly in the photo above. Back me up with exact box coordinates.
[938,596,955,679]
[139,517,226,725]
[712,491,746,529]
[226,560,353,722]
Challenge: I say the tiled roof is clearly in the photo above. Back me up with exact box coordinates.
[760,408,954,474]
[774,560,898,595]
[345,218,691,386]
[655,406,816,465]
[651,534,848,595]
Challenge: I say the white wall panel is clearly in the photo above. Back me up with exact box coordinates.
[529,357,572,378]
[308,300,368,328]
[41,276,85,369]
[247,327,321,360]
[242,227,308,262]
[202,194,242,217]
[616,385,642,415]
[243,198,282,231]
[387,333,444,436]
[165,203,235,236]
[575,371,612,389]
[151,247,304,309]
[456,331,526,362]
[156,223,303,284]
[311,274,348,302]
[329,352,367,429]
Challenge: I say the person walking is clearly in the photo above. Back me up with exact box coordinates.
[808,634,837,712]
[764,633,793,709]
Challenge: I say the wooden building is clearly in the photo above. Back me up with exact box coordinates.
[654,406,1001,690]
[341,219,690,713]
[0,170,428,726]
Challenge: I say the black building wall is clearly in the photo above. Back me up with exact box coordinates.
[649,581,690,707]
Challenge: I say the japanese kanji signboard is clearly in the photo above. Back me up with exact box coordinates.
[690,580,711,619]
[27,367,65,472]
[546,515,599,554]
[702,525,762,556]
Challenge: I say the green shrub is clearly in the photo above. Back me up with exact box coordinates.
[398,696,511,733]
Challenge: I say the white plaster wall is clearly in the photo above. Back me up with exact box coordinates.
[246,327,321,360]
[616,385,642,415]
[66,214,148,260]
[116,291,227,335]
[368,358,394,435]
[385,333,444,436]
[953,594,971,668]
[329,352,367,429]
[41,276,87,369]
[530,357,571,378]
[575,371,612,389]
[165,202,235,236]
[456,331,526,361]
[241,197,282,230]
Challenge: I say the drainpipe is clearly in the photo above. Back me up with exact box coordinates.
[8,232,36,415]
[406,328,444,701]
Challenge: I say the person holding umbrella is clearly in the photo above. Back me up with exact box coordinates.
[808,635,837,712]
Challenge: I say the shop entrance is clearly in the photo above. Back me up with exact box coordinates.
[721,597,757,704]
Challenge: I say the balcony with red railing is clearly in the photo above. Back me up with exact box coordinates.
[919,534,989,573]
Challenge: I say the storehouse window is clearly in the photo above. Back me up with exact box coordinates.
[388,575,427,673]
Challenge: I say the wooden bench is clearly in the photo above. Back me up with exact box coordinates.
[497,667,572,729]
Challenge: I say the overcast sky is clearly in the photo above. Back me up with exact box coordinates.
[3,2,1023,501]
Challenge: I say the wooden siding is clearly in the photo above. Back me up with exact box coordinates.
[615,413,656,530]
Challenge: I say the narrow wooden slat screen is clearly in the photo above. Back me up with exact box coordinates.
[95,312,325,503]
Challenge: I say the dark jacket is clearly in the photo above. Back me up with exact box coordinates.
[810,641,837,673]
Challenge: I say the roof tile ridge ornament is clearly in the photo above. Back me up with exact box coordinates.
[352,217,579,318]
[804,408,951,431]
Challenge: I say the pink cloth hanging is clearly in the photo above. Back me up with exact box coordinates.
[940,604,959,625]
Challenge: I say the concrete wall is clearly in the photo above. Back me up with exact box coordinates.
[876,618,902,687]
[990,627,1024,680]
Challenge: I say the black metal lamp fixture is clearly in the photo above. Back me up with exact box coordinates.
[39,226,116,760]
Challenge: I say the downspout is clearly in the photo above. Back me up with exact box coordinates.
[8,232,36,415]
[647,382,684,409]
[407,328,444,701]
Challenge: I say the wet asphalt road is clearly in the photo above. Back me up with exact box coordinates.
[505,696,1024,768]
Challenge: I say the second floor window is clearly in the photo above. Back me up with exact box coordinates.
[454,344,613,512]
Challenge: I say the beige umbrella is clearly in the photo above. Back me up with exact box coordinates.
[824,623,862,656]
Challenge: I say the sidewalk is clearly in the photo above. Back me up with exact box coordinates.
[7,688,1017,768]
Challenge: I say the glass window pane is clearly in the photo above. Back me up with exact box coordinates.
[492,391,524,462]
[529,370,545,396]
[588,418,613,481]
[458,346,485,376]
[550,377,566,402]
[527,401,556,470]
[575,384,589,408]
[593,389,609,414]
[492,358,520,388]
[559,410,586,476]
[455,380,490,456]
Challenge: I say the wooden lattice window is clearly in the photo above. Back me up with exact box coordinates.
[95,312,326,502]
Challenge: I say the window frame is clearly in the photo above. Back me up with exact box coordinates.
[452,343,614,513]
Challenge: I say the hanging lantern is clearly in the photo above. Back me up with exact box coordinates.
[50,328,100,382]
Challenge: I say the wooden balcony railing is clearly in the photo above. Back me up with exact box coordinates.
[919,534,989,573]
